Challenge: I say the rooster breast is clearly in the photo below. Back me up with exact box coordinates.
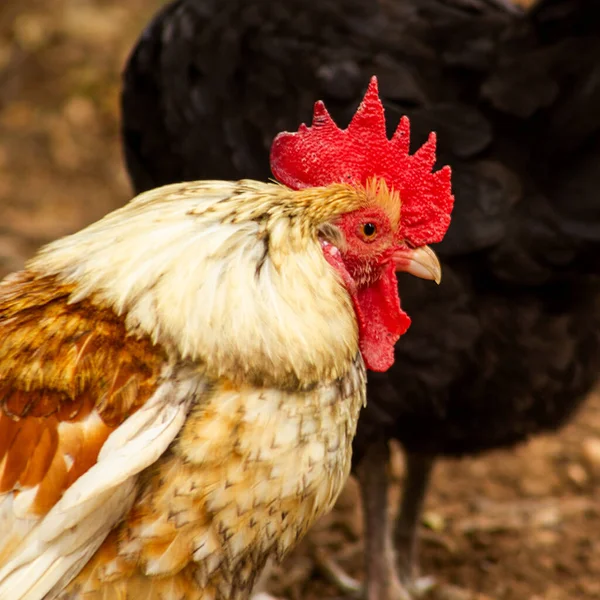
[61,357,366,599]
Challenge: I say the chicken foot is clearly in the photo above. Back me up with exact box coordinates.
[314,444,437,599]
[314,440,413,599]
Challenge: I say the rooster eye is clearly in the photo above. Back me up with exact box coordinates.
[362,222,377,238]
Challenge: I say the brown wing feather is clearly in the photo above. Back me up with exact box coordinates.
[0,270,166,522]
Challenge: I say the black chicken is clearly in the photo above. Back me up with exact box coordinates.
[121,0,600,598]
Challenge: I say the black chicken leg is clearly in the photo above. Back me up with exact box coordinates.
[394,451,435,588]
[357,440,412,600]
[315,444,435,600]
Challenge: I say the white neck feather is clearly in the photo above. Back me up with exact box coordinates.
[30,180,359,387]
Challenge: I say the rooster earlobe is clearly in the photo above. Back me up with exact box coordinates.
[347,77,387,138]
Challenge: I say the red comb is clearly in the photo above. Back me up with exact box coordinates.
[270,76,454,246]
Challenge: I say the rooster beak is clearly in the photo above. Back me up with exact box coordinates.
[394,245,442,284]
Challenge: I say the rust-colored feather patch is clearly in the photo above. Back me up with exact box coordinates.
[0,270,166,518]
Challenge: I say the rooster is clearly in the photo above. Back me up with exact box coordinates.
[0,80,452,600]
[120,0,600,598]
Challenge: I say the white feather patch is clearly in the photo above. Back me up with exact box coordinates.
[29,181,358,386]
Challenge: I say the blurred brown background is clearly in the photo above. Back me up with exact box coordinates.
[1,1,599,599]
[0,0,164,275]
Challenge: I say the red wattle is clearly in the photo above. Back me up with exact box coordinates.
[323,249,410,372]
[353,262,410,372]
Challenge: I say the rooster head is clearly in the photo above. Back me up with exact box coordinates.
[270,76,454,372]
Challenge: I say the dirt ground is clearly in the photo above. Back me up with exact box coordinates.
[1,1,598,599]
